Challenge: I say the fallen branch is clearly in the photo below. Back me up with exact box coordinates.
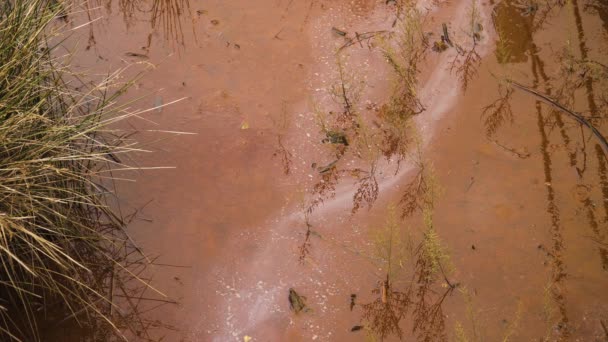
[490,139,531,159]
[508,80,608,158]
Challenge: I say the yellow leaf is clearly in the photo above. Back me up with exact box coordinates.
[243,336,252,342]
[240,121,250,130]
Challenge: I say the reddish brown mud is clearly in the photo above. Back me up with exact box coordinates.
[62,0,608,341]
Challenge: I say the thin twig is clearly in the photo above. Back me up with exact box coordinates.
[338,30,388,51]
[509,80,608,158]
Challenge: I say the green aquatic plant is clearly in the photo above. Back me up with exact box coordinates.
[371,206,412,279]
[502,300,524,342]
[362,207,413,340]
[305,3,432,217]
[381,8,427,117]
[411,198,454,342]
[361,164,456,341]
[453,287,481,342]
[453,289,523,342]
[306,56,383,215]
[455,321,470,342]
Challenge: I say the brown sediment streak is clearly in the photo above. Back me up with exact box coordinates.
[532,45,570,339]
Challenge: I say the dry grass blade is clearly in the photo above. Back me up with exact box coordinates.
[0,1,168,340]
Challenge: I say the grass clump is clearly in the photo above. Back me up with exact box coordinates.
[0,1,152,340]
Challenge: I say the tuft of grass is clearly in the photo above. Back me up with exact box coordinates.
[0,1,157,340]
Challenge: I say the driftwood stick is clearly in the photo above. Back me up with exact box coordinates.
[508,80,608,158]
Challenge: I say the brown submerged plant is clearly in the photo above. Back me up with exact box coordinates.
[449,0,483,91]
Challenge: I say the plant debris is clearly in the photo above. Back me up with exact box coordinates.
[322,130,349,146]
[288,288,309,314]
[332,27,347,36]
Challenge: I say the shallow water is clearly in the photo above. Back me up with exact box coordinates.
[61,0,608,340]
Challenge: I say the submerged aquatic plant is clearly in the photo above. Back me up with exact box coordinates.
[482,82,515,137]
[362,207,413,340]
[361,213,456,341]
[378,5,428,164]
[0,1,164,340]
[305,4,429,217]
[361,166,456,341]
[450,0,482,91]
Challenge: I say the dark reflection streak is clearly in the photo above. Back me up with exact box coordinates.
[582,194,608,270]
[584,0,608,34]
[150,0,191,46]
[536,103,570,339]
[533,0,566,32]
[578,125,588,175]
[533,47,550,83]
[526,1,579,169]
[532,42,579,169]
[84,1,97,50]
[595,144,608,223]
[594,144,608,270]
[92,0,192,48]
[552,109,578,167]
[532,46,571,339]
[116,0,140,27]
[535,55,581,171]
[564,0,600,178]
[572,0,599,119]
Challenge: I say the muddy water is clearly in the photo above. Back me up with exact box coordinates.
[66,0,608,340]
